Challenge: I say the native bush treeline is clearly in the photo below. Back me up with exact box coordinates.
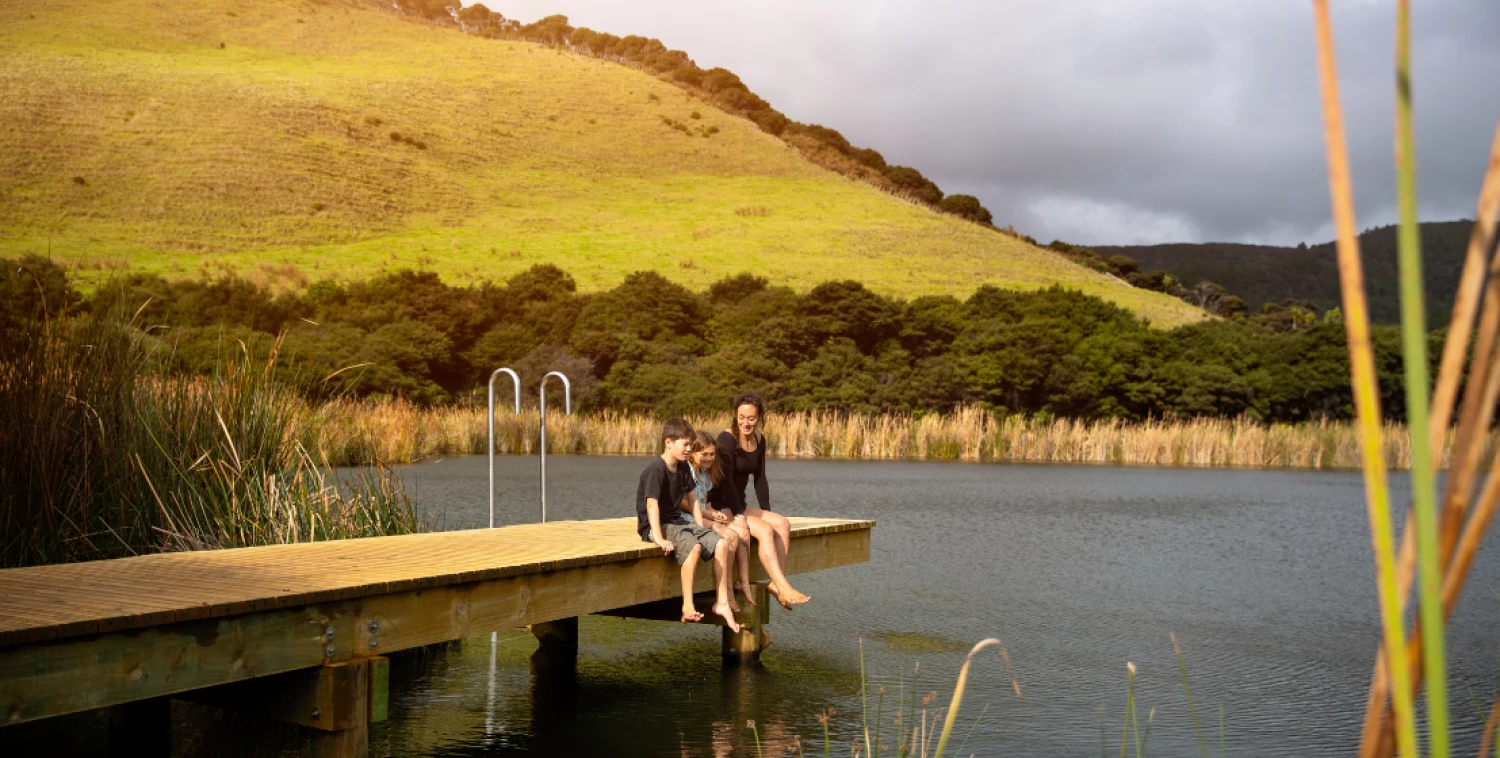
[7,258,1433,424]
[1097,220,1477,325]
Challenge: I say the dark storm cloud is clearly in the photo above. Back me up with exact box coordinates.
[498,0,1500,244]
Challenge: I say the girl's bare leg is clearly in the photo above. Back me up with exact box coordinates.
[746,514,809,608]
[711,534,741,633]
[709,523,742,612]
[730,519,754,605]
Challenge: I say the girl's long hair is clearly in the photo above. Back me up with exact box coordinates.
[689,429,724,484]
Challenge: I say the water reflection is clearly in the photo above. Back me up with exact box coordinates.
[376,615,861,757]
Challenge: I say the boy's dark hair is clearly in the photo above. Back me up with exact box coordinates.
[662,417,694,443]
[731,392,765,418]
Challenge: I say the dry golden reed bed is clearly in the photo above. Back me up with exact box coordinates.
[308,401,1466,470]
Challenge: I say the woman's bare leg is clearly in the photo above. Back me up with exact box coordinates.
[746,514,809,608]
[746,507,793,574]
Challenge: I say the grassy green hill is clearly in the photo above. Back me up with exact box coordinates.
[0,0,1207,327]
[1096,221,1474,325]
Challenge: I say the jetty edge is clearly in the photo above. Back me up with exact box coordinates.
[0,516,872,753]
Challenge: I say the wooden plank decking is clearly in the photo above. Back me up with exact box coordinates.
[0,516,873,726]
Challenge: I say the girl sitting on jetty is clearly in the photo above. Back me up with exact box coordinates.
[717,393,811,610]
[688,430,756,611]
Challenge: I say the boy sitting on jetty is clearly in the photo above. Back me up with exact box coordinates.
[636,418,742,631]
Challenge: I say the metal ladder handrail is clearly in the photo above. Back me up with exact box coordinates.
[486,368,520,530]
[538,371,571,523]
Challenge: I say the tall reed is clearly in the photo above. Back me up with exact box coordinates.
[1310,1,1418,754]
[1312,1,1500,754]
[0,316,421,568]
[306,399,1471,471]
[1390,0,1451,751]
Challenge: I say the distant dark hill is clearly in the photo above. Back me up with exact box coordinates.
[1096,220,1477,325]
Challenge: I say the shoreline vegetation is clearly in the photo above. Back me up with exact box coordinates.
[0,316,423,569]
[315,399,1457,471]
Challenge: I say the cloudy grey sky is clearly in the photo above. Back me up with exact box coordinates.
[497,0,1499,246]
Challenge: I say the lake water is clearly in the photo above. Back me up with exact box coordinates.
[14,456,1500,756]
[371,455,1500,757]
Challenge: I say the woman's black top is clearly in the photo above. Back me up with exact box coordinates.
[715,430,770,515]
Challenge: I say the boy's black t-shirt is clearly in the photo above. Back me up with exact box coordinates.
[635,456,693,540]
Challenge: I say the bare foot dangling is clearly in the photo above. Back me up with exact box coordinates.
[712,602,741,633]
[768,584,795,611]
[739,584,758,607]
[681,606,704,623]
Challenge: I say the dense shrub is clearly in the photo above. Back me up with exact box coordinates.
[882,166,944,205]
[938,194,994,225]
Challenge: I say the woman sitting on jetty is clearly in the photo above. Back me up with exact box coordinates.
[717,393,811,610]
[688,430,756,611]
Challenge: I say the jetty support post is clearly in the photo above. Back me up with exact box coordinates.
[596,583,773,664]
[526,617,579,721]
[528,616,579,650]
[722,583,772,664]
[106,696,171,756]
[181,657,388,758]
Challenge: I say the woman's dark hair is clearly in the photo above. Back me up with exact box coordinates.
[730,392,766,446]
[731,392,765,419]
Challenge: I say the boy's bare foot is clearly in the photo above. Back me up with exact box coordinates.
[681,605,703,623]
[739,584,757,606]
[728,596,741,613]
[712,602,741,633]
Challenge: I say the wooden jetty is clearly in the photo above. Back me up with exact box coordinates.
[0,516,873,755]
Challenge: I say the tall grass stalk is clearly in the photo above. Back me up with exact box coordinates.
[1309,1,1418,755]
[953,702,988,758]
[861,635,874,758]
[1364,114,1500,758]
[1392,0,1451,752]
[1140,709,1156,757]
[931,638,1006,758]
[0,316,421,568]
[1118,662,1137,758]
[1172,633,1209,758]
[822,708,833,758]
[1480,695,1500,758]
[748,719,764,758]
